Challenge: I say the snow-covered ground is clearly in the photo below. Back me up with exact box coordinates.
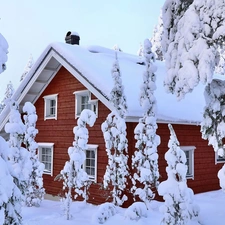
[22,189,225,225]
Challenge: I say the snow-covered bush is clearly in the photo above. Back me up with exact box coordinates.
[218,164,225,192]
[102,53,129,206]
[124,202,148,221]
[201,79,225,157]
[158,124,199,225]
[131,39,160,206]
[60,109,96,220]
[23,102,45,207]
[92,202,117,224]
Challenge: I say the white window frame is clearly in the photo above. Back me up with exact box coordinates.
[43,94,58,120]
[38,143,54,176]
[83,144,98,182]
[215,151,225,164]
[74,90,98,119]
[180,146,195,179]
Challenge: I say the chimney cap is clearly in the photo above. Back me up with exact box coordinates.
[66,31,80,37]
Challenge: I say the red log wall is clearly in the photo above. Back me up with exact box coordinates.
[35,66,222,206]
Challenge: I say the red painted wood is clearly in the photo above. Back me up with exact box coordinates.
[35,66,221,206]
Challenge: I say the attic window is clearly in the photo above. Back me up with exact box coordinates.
[43,94,58,120]
[74,90,98,118]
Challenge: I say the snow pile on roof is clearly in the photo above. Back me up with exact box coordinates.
[51,42,206,124]
[1,41,219,127]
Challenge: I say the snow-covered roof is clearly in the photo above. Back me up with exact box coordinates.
[0,42,209,133]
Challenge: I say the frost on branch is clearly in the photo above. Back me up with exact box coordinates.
[23,102,45,207]
[131,39,160,207]
[60,109,96,220]
[102,53,129,206]
[162,0,225,99]
[201,79,225,157]
[158,124,199,225]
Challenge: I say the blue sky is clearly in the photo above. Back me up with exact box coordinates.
[0,0,164,98]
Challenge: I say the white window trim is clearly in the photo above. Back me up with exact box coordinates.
[180,146,196,180]
[83,144,98,182]
[38,142,54,176]
[43,94,58,120]
[73,90,98,119]
[215,151,225,164]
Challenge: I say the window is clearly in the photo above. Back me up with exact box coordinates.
[43,94,58,120]
[180,146,195,179]
[215,151,225,164]
[84,144,98,182]
[74,90,98,118]
[38,143,54,176]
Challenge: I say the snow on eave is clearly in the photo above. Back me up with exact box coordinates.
[0,45,53,132]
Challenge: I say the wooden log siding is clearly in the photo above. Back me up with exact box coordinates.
[35,66,221,206]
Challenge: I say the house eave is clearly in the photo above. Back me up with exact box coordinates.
[126,116,201,126]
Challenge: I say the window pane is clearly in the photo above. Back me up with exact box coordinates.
[40,147,52,174]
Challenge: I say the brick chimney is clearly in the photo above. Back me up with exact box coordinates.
[65,31,80,45]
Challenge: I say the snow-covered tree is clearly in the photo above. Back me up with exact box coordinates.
[102,54,129,206]
[0,136,22,225]
[131,39,160,207]
[112,44,122,52]
[158,124,199,225]
[151,11,164,61]
[162,0,225,99]
[201,79,225,157]
[215,46,225,75]
[137,43,144,57]
[20,54,33,82]
[5,100,32,195]
[60,109,96,220]
[23,102,45,207]
[0,81,14,114]
[0,33,8,74]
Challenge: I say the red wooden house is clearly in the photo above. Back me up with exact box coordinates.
[0,32,223,206]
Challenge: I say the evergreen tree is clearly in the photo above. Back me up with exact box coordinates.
[131,39,160,207]
[137,43,143,57]
[101,53,129,206]
[0,81,14,114]
[23,102,45,207]
[201,79,225,157]
[60,109,96,220]
[20,54,33,82]
[112,44,123,52]
[5,101,32,195]
[151,11,164,61]
[162,0,225,99]
[158,124,199,225]
[0,136,22,225]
